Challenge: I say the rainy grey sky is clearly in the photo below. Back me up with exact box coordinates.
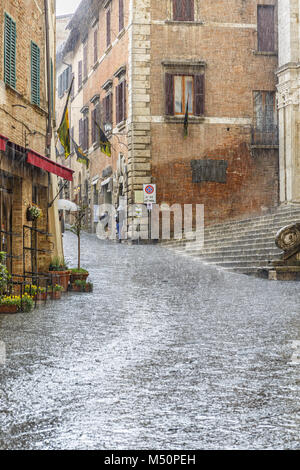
[56,0,81,16]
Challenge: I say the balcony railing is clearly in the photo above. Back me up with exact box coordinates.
[251,126,279,147]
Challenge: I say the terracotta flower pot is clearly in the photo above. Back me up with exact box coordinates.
[70,272,89,283]
[49,270,70,292]
[34,292,47,301]
[49,291,62,300]
[0,304,19,314]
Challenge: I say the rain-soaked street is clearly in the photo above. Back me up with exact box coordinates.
[0,231,299,450]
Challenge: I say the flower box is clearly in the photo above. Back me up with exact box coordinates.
[70,271,89,283]
[0,304,18,314]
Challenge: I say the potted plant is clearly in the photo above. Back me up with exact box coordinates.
[24,284,47,301]
[26,203,43,222]
[48,284,64,300]
[72,280,93,292]
[48,256,70,292]
[0,293,34,314]
[67,205,90,282]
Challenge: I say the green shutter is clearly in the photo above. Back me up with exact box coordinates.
[31,41,40,106]
[4,13,16,88]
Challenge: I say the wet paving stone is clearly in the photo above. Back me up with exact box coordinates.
[0,231,299,449]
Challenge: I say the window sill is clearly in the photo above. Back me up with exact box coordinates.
[165,115,205,124]
[165,20,204,26]
[117,28,125,40]
[253,51,278,56]
[105,44,112,55]
[116,120,126,132]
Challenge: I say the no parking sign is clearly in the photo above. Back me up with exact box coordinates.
[143,184,156,203]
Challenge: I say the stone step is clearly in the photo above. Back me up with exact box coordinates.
[185,248,282,258]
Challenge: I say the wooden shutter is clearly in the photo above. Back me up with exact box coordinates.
[83,42,88,79]
[165,73,174,116]
[94,30,98,64]
[31,41,40,106]
[173,0,194,21]
[119,0,124,32]
[107,10,111,47]
[78,60,82,88]
[4,13,16,88]
[122,80,126,121]
[79,118,83,147]
[116,85,120,124]
[257,5,275,52]
[194,74,204,116]
[91,109,95,143]
[95,104,100,141]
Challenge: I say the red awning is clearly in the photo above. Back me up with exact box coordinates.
[0,135,8,152]
[27,150,74,182]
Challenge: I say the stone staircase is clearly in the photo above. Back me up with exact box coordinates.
[162,205,300,276]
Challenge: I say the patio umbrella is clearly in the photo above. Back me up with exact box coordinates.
[57,199,78,212]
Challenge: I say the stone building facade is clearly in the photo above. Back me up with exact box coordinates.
[277,0,300,203]
[57,0,279,239]
[0,0,73,276]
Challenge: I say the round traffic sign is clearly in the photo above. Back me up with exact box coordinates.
[145,185,154,195]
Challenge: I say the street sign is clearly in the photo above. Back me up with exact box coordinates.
[143,184,156,204]
[135,206,143,217]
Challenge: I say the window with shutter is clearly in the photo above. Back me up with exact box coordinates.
[94,30,98,64]
[116,81,126,124]
[119,0,124,32]
[165,73,204,116]
[83,42,88,80]
[252,91,278,145]
[4,13,16,88]
[173,0,194,21]
[79,118,83,148]
[78,60,82,89]
[107,10,111,47]
[31,41,40,106]
[257,5,275,52]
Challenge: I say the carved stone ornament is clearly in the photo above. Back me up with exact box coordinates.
[275,223,300,251]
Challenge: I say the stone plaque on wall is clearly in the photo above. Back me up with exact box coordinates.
[191,159,228,183]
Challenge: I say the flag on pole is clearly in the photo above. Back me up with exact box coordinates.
[94,120,111,157]
[71,137,89,168]
[184,94,189,138]
[57,77,74,158]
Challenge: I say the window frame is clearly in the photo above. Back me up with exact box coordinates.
[172,0,195,22]
[173,75,194,116]
[257,4,275,53]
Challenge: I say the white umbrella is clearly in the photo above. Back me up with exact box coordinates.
[57,199,78,212]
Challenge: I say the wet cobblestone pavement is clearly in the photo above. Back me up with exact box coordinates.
[0,231,299,450]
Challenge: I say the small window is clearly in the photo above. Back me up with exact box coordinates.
[116,80,126,124]
[31,41,40,106]
[78,60,82,89]
[119,0,124,32]
[83,42,88,80]
[106,9,111,47]
[165,73,204,116]
[253,91,277,131]
[94,29,98,64]
[257,5,275,52]
[173,0,194,22]
[174,76,193,115]
[4,13,16,88]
